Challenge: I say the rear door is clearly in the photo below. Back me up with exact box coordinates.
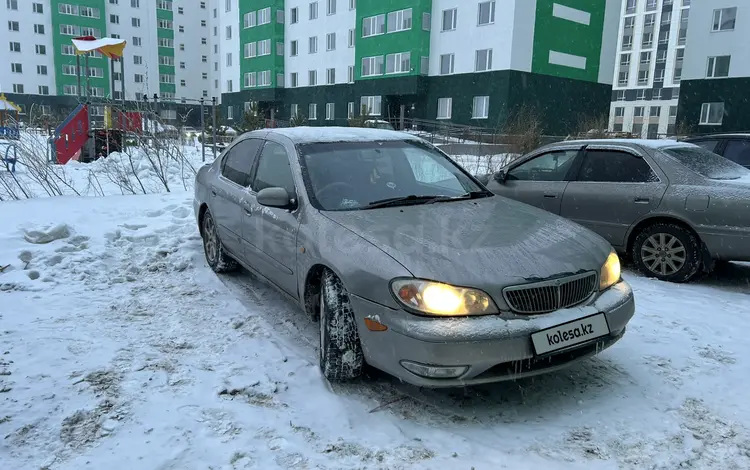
[486,148,582,214]
[211,138,263,257]
[560,145,668,249]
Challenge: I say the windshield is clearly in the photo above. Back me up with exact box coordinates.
[661,146,750,180]
[298,140,487,211]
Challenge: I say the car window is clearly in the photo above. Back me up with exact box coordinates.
[298,139,484,211]
[252,141,296,195]
[722,140,750,166]
[577,150,659,183]
[690,139,721,153]
[663,145,750,180]
[221,138,263,186]
[507,150,578,182]
[404,149,464,192]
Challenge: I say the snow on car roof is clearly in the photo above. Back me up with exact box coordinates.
[267,126,419,144]
[558,138,694,149]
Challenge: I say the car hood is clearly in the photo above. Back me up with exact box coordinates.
[322,196,612,292]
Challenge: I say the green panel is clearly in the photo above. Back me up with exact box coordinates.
[354,0,432,81]
[240,0,285,90]
[156,3,175,95]
[531,0,605,82]
[50,0,110,97]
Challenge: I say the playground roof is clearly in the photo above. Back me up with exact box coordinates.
[0,93,21,112]
[72,36,127,59]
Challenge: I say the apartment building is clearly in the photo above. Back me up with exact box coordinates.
[0,0,213,120]
[677,1,747,132]
[608,0,691,138]
[216,0,622,134]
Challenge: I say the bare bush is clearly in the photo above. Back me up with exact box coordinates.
[574,114,612,139]
[497,105,545,155]
[348,105,370,128]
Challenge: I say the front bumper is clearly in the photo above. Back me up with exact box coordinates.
[351,281,635,388]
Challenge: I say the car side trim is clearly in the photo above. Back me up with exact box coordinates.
[583,144,646,158]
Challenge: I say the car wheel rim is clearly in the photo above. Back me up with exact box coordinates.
[203,216,218,263]
[641,233,686,276]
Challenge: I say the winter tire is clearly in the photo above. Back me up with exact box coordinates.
[318,270,365,381]
[201,210,239,273]
[632,222,702,283]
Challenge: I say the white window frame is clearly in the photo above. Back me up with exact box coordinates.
[387,8,412,33]
[258,7,271,25]
[362,14,385,37]
[706,55,731,78]
[699,102,724,125]
[327,0,336,15]
[437,97,452,120]
[472,96,489,119]
[326,67,335,84]
[310,1,319,20]
[385,52,410,74]
[712,7,737,32]
[326,102,335,120]
[326,32,336,51]
[361,56,383,77]
[360,96,381,116]
[477,1,495,26]
[475,49,492,72]
[309,36,318,53]
[439,53,455,75]
[442,8,457,31]
[309,103,318,120]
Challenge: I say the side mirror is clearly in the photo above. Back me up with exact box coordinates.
[493,169,507,183]
[257,187,295,209]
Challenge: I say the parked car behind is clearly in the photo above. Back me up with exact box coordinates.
[194,127,634,387]
[683,133,750,169]
[483,139,750,283]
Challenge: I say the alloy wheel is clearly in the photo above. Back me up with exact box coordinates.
[640,232,687,276]
[203,215,218,264]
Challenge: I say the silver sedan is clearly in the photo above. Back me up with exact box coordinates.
[193,128,634,387]
[483,139,750,283]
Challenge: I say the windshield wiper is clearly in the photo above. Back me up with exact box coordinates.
[366,191,492,209]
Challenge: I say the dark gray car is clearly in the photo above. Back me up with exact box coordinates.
[193,128,634,387]
[483,139,750,283]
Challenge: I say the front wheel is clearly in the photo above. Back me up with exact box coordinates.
[201,210,239,273]
[631,223,702,283]
[318,270,364,381]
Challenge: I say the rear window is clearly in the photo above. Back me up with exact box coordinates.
[661,145,750,180]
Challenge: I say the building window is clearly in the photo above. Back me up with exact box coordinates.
[133,55,143,65]
[245,42,257,58]
[133,36,142,46]
[326,67,335,84]
[440,54,454,75]
[348,29,355,47]
[361,56,383,76]
[226,26,232,39]
[309,103,318,120]
[712,7,737,32]
[258,7,271,24]
[244,72,256,88]
[290,72,298,87]
[326,102,335,120]
[132,18,141,27]
[327,0,336,15]
[37,65,47,75]
[290,7,298,23]
[289,40,297,56]
[475,49,492,72]
[442,8,457,31]
[614,107,625,117]
[12,84,24,94]
[277,41,284,56]
[348,102,355,119]
[34,24,45,34]
[10,63,22,73]
[437,98,452,119]
[362,14,385,37]
[472,96,489,119]
[634,106,645,118]
[706,56,731,78]
[360,96,381,115]
[290,103,299,117]
[326,32,336,50]
[387,8,412,33]
[625,0,636,14]
[35,44,46,55]
[349,0,355,9]
[309,36,318,53]
[32,2,43,13]
[38,86,49,95]
[700,103,724,125]
[309,70,317,85]
[420,56,429,75]
[310,1,318,20]
[385,52,410,74]
[650,106,661,117]
[7,21,19,31]
[348,65,354,83]
[244,11,256,28]
[478,1,495,25]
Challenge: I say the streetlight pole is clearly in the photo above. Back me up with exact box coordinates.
[200,97,205,162]
[212,96,217,160]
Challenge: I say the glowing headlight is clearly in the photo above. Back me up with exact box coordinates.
[599,250,621,291]
[390,279,498,316]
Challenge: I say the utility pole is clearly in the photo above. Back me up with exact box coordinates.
[212,96,217,160]
[200,98,206,162]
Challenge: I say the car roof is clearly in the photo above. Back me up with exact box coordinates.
[544,138,695,151]
[258,126,419,144]
[685,133,750,140]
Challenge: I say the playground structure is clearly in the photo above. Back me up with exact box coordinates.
[49,36,141,164]
[0,93,21,141]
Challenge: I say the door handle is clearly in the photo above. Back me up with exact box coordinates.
[543,193,558,198]
[243,208,252,216]
[634,197,651,204]
[210,190,217,197]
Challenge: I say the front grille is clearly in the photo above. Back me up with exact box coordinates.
[502,272,598,315]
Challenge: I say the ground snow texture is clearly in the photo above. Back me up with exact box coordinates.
[1,140,750,469]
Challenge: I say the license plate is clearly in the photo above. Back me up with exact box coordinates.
[531,313,610,356]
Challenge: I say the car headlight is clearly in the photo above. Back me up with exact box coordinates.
[599,250,621,291]
[390,278,498,316]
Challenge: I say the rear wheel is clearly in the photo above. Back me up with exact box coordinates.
[318,270,364,381]
[631,222,701,283]
[201,210,239,273]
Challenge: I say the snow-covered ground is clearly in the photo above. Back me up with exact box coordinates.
[1,136,750,469]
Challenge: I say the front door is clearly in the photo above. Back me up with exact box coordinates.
[560,148,668,249]
[242,140,301,298]
[487,149,580,214]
